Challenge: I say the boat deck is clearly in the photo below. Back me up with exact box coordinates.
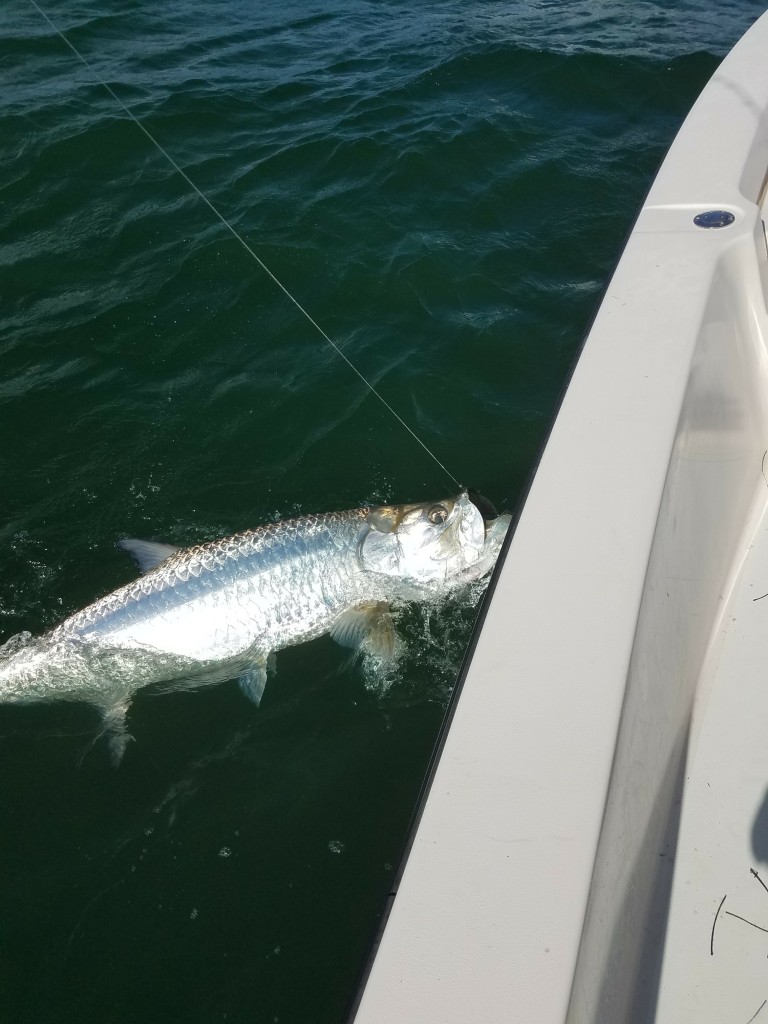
[656,486,768,1020]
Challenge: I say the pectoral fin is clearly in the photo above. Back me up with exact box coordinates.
[330,602,396,662]
[239,656,275,707]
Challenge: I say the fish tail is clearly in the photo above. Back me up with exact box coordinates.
[0,632,39,703]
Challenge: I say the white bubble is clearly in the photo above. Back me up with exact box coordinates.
[218,846,232,858]
[328,839,345,855]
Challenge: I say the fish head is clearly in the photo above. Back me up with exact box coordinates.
[360,491,508,586]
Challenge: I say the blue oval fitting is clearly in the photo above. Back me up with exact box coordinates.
[693,210,736,228]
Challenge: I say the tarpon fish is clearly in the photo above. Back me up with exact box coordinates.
[0,491,509,762]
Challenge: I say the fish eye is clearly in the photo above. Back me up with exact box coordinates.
[427,504,448,525]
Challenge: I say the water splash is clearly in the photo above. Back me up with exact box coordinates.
[360,575,493,705]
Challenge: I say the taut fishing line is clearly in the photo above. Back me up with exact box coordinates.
[28,0,462,491]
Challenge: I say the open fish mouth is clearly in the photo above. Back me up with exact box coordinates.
[467,489,500,525]
[446,491,502,571]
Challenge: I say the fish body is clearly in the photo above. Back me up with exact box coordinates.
[0,492,510,760]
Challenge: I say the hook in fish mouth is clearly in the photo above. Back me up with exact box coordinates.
[466,489,499,523]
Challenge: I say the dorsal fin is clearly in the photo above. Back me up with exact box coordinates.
[118,538,180,574]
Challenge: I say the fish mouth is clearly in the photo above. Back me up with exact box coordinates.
[466,489,499,526]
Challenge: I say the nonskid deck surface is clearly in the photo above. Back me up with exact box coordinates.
[655,493,768,1021]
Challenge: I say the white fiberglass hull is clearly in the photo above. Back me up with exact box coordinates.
[353,10,768,1024]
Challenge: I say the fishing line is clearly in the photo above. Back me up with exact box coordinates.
[28,0,462,491]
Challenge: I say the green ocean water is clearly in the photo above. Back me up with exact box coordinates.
[0,2,765,1021]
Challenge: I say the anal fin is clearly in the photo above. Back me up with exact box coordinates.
[100,701,133,767]
[239,659,271,707]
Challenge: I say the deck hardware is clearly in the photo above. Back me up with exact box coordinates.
[693,210,735,228]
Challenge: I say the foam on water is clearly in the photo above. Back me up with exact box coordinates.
[360,574,494,703]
